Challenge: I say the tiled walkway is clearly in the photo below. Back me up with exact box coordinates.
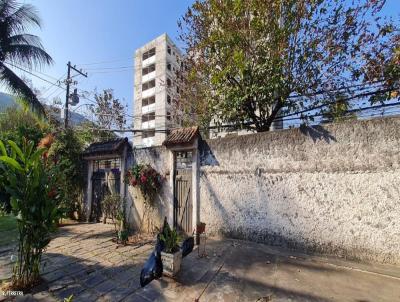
[1,223,400,301]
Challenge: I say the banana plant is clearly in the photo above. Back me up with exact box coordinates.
[0,138,63,288]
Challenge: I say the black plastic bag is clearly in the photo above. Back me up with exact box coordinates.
[140,251,163,287]
[154,233,165,256]
[140,220,168,287]
[181,237,194,257]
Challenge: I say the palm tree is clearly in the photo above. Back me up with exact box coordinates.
[0,0,53,115]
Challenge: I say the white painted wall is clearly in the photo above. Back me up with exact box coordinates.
[199,116,400,264]
[130,116,400,264]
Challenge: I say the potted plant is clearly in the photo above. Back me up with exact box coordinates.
[159,221,182,277]
[116,208,128,245]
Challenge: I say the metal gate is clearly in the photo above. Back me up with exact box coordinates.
[174,151,193,234]
[91,162,121,222]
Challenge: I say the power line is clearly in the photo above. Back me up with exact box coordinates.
[280,101,400,122]
[277,87,395,119]
[89,69,132,75]
[204,101,400,131]
[42,72,67,97]
[79,58,132,66]
[86,65,133,71]
[4,61,65,90]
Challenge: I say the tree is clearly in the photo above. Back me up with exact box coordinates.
[80,89,127,141]
[0,106,50,213]
[0,0,53,115]
[0,106,49,146]
[178,0,399,132]
[91,89,127,131]
[46,130,85,218]
[75,121,117,144]
[321,94,357,123]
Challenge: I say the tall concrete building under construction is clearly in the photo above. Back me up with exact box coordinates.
[133,33,182,147]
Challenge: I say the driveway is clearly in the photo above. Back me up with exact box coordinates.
[1,223,400,301]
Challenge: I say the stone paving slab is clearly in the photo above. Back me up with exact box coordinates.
[2,223,400,301]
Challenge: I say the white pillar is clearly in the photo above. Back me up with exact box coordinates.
[86,160,93,222]
[168,150,174,227]
[120,146,127,200]
[192,145,200,243]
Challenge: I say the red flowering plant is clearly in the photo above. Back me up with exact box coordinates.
[125,164,163,205]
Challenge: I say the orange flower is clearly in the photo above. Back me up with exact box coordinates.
[38,133,55,149]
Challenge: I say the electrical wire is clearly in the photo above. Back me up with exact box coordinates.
[4,61,65,90]
[78,58,132,66]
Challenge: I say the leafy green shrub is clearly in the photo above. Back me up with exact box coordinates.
[0,108,49,213]
[102,193,121,223]
[46,129,84,219]
[0,139,63,288]
[159,220,180,254]
[102,193,128,244]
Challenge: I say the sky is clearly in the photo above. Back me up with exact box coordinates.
[1,0,399,127]
[3,0,194,124]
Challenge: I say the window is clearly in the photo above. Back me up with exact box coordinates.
[167,45,171,55]
[142,64,155,76]
[142,112,155,122]
[142,79,155,91]
[176,151,192,169]
[142,129,155,138]
[167,78,172,88]
[142,95,155,107]
[176,86,180,94]
[93,158,120,172]
[167,112,171,121]
[167,95,171,104]
[142,48,156,60]
[167,63,171,71]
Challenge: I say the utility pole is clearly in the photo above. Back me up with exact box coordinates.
[64,61,87,128]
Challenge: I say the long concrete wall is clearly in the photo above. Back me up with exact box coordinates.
[129,116,400,264]
[199,117,400,264]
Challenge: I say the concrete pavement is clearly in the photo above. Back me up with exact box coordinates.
[1,223,399,301]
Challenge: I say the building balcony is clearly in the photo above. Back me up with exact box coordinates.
[142,70,156,83]
[142,87,156,98]
[142,137,154,147]
[142,103,156,114]
[142,120,155,129]
[142,55,155,67]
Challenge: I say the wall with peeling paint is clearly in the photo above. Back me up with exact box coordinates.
[125,146,171,233]
[199,116,400,264]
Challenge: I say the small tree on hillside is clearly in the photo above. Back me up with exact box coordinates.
[177,0,399,132]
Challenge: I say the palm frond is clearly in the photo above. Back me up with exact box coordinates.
[2,1,41,34]
[0,0,52,117]
[5,43,53,68]
[7,34,43,47]
[0,63,45,115]
[0,0,18,19]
